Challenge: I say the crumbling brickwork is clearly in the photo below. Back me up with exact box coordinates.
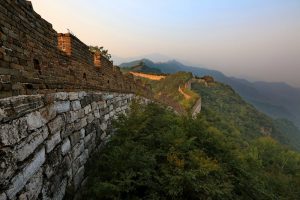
[0,0,152,99]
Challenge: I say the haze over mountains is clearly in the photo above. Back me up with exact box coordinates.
[120,59,300,129]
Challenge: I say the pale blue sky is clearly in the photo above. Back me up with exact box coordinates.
[30,0,300,86]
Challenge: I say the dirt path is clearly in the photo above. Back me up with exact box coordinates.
[178,86,191,99]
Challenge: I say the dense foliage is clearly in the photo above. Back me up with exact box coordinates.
[192,82,300,151]
[80,103,300,200]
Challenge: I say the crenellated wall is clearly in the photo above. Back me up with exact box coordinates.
[0,1,156,199]
[0,0,153,99]
[0,91,150,200]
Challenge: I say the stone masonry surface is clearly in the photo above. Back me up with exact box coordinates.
[0,0,153,99]
[0,91,151,199]
[0,1,165,199]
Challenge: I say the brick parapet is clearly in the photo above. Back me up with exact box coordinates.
[0,0,152,100]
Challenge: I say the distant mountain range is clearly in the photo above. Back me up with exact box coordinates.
[120,59,300,129]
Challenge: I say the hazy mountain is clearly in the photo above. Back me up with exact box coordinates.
[120,59,300,128]
[112,53,173,65]
[121,61,162,74]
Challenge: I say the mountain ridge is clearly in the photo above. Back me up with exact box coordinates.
[120,58,300,129]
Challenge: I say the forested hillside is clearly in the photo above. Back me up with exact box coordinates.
[80,103,300,200]
[120,59,300,129]
[192,81,300,151]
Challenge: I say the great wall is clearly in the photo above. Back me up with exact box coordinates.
[0,1,203,199]
[0,1,154,199]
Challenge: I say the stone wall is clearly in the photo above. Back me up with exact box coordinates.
[0,0,152,99]
[0,91,149,200]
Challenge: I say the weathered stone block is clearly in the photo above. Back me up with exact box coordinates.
[97,101,106,109]
[54,101,70,113]
[84,133,92,145]
[87,113,94,124]
[69,92,79,101]
[6,147,45,199]
[61,138,71,156]
[26,111,46,130]
[40,104,57,123]
[109,110,116,117]
[109,104,113,111]
[71,100,81,111]
[52,178,67,200]
[63,123,75,139]
[10,95,44,119]
[78,91,87,99]
[47,115,65,134]
[0,107,6,122]
[79,151,88,166]
[70,131,81,147]
[18,169,43,200]
[15,126,48,161]
[104,114,109,121]
[74,117,87,131]
[54,92,68,101]
[100,122,108,131]
[45,131,61,153]
[94,109,100,119]
[72,140,84,159]
[0,117,28,146]
[83,105,91,114]
[0,193,6,200]
[73,166,84,190]
[91,102,98,110]
[80,128,85,139]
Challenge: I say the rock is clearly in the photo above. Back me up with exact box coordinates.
[40,104,57,123]
[63,123,75,139]
[47,115,65,134]
[72,141,84,159]
[0,193,7,200]
[54,101,70,113]
[104,114,109,121]
[15,126,48,161]
[74,117,87,131]
[80,128,85,139]
[61,138,71,156]
[100,122,107,131]
[71,100,81,111]
[79,151,88,166]
[69,92,79,101]
[87,113,94,124]
[0,117,28,146]
[83,105,91,114]
[94,109,100,119]
[0,107,7,121]
[52,178,67,200]
[78,91,87,99]
[26,111,46,130]
[54,92,68,101]
[73,166,85,190]
[109,110,115,117]
[18,169,43,200]
[6,147,45,199]
[70,131,81,147]
[91,102,98,110]
[84,133,92,145]
[10,95,44,118]
[46,131,61,153]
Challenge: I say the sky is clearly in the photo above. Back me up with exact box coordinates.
[30,0,300,86]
